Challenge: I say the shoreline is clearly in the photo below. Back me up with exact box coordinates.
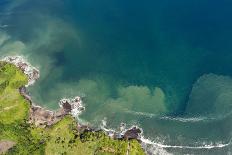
[1,56,145,148]
[3,55,229,155]
[1,56,40,87]
[20,85,143,142]
[1,55,168,155]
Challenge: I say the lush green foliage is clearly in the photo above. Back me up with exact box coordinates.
[45,116,145,155]
[0,62,145,155]
[0,62,29,124]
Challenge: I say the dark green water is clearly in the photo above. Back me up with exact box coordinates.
[1,0,232,154]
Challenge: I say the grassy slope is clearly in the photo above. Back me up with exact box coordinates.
[0,62,145,155]
[0,62,29,124]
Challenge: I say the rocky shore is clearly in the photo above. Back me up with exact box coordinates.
[0,56,144,154]
[20,85,142,141]
[7,55,143,141]
[19,86,85,128]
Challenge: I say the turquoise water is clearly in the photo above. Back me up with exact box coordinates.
[1,0,232,154]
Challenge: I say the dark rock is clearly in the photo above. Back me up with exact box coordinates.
[77,124,93,133]
[123,127,142,140]
[62,102,72,113]
[19,86,32,104]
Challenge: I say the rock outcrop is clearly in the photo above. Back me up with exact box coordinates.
[59,96,85,117]
[28,96,85,128]
[123,127,142,140]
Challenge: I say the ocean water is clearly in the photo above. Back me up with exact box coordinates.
[1,0,232,154]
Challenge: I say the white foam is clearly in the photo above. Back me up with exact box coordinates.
[123,109,210,123]
[124,109,232,123]
[159,116,208,123]
[59,96,85,117]
[99,118,232,154]
[124,109,158,118]
[140,136,231,150]
[100,119,141,139]
[2,56,231,154]
[160,110,232,123]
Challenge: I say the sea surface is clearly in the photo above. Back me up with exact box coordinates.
[1,0,232,154]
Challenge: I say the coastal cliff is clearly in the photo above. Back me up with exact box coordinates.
[0,60,145,155]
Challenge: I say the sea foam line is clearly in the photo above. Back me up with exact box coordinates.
[159,116,208,123]
[140,136,231,150]
[160,110,232,123]
[124,109,158,118]
[124,109,207,122]
[124,109,232,123]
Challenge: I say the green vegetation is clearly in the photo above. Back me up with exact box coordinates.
[0,62,145,155]
[45,116,144,155]
[0,62,29,124]
[46,116,145,155]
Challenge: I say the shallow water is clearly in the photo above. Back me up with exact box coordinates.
[1,0,232,154]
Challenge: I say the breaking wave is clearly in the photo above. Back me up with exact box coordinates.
[141,136,232,155]
[141,136,231,149]
[99,118,232,155]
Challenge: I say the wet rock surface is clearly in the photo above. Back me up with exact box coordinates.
[28,96,85,128]
[28,106,64,127]
[18,84,85,128]
[19,86,32,103]
[123,127,142,140]
[20,88,85,127]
